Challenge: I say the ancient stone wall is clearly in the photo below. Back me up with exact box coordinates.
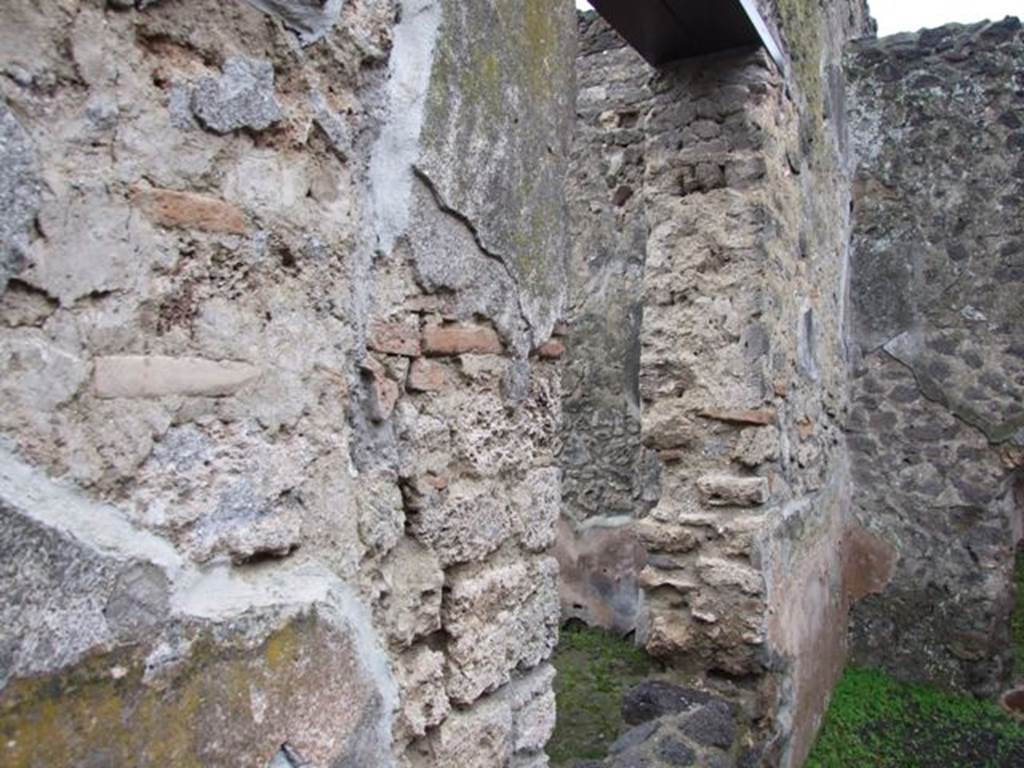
[563,4,870,765]
[557,12,655,635]
[0,1,575,766]
[846,17,1024,698]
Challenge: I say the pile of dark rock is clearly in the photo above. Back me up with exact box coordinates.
[571,680,760,767]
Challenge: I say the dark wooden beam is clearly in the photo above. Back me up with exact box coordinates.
[588,0,784,70]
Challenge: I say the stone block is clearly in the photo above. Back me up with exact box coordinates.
[428,695,514,768]
[93,355,260,399]
[514,466,561,552]
[443,557,559,705]
[504,665,557,755]
[696,475,769,507]
[635,518,699,553]
[395,644,450,739]
[131,187,248,235]
[697,557,763,596]
[242,0,344,45]
[380,539,444,648]
[622,680,717,725]
[0,102,41,291]
[408,479,515,566]
[190,57,283,134]
[423,323,504,356]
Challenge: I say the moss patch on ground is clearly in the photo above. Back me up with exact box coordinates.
[806,667,1024,768]
[549,623,661,766]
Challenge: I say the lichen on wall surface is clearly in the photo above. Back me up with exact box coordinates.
[415,0,577,349]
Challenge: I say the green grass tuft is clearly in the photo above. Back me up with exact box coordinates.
[548,623,660,766]
[806,667,1024,768]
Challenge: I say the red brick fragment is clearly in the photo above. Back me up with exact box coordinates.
[132,187,248,235]
[422,323,503,356]
[368,321,421,357]
[537,340,566,360]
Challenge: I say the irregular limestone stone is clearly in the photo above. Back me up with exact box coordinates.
[361,354,400,422]
[731,427,779,468]
[635,518,699,554]
[0,102,41,291]
[513,466,561,552]
[190,57,284,134]
[93,355,260,399]
[427,693,514,768]
[637,565,698,593]
[356,472,405,557]
[408,478,515,566]
[443,557,559,705]
[505,664,558,755]
[643,402,697,450]
[380,538,444,648]
[23,191,157,306]
[0,331,88,413]
[395,644,450,740]
[696,475,769,507]
[242,0,344,45]
[697,557,764,596]
[310,87,352,159]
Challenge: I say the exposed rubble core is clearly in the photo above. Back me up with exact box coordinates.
[846,17,1024,698]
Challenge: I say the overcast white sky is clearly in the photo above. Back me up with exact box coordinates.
[573,0,1022,36]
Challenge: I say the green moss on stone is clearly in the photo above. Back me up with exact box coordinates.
[0,615,329,767]
[548,623,661,766]
[776,0,827,163]
[419,0,573,326]
[806,668,1024,768]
